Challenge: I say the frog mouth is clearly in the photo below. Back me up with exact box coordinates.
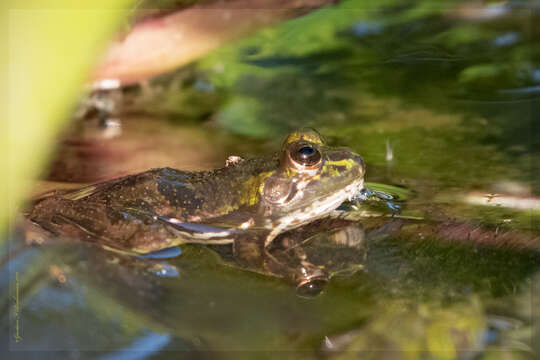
[265,178,364,247]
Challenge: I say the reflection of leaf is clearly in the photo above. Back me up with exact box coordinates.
[365,182,412,201]
[459,64,505,83]
[1,1,131,240]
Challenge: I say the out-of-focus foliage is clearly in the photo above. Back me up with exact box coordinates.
[194,0,539,193]
[327,298,485,360]
[1,0,132,240]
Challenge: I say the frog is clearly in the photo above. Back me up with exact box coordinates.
[27,128,366,289]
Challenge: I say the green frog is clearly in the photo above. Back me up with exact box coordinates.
[27,129,366,289]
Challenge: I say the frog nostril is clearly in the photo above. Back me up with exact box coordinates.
[350,153,365,168]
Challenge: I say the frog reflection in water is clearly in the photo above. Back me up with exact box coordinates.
[28,129,366,293]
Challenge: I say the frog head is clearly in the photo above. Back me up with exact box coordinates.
[259,129,365,240]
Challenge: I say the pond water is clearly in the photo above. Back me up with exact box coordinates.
[2,0,540,358]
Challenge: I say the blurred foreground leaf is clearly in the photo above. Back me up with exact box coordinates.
[1,1,132,240]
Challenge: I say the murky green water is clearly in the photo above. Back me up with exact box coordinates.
[2,0,540,358]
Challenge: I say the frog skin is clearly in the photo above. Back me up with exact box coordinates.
[27,129,365,271]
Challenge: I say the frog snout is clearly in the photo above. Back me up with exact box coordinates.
[350,152,365,171]
[327,148,364,167]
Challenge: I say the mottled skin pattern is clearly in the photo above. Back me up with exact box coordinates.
[29,159,277,253]
[28,129,366,266]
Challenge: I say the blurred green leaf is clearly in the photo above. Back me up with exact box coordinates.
[1,1,132,239]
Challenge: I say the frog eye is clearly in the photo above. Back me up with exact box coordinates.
[288,143,322,170]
